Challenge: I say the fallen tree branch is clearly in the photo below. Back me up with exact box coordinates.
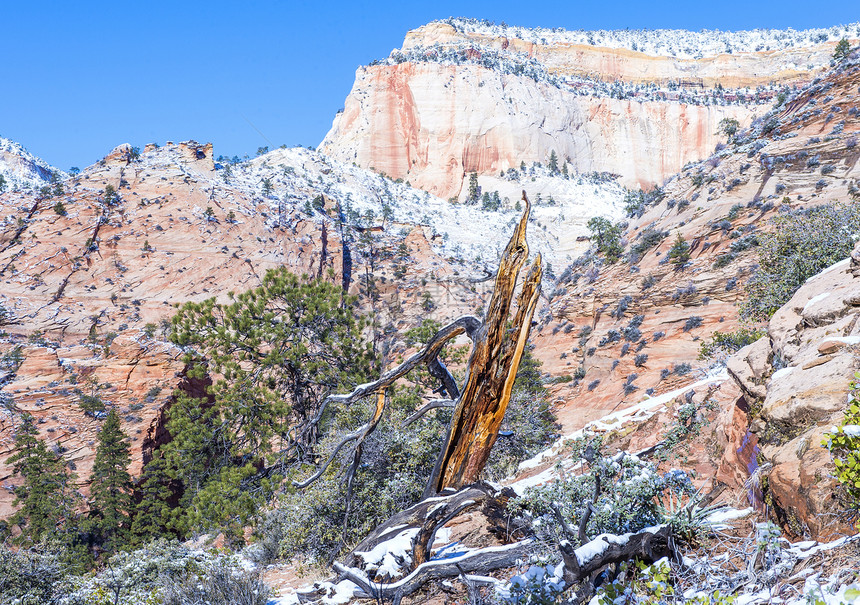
[330,540,534,605]
[346,484,496,567]
[560,525,677,587]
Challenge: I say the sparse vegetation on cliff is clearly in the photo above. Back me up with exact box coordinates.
[741,203,860,320]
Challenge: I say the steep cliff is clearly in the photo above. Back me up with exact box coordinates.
[322,62,751,196]
[321,20,857,198]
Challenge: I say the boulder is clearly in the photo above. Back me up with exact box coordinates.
[726,336,771,401]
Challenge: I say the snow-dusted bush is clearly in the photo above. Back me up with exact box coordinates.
[497,564,566,605]
[741,203,860,320]
[509,439,696,550]
[62,540,265,605]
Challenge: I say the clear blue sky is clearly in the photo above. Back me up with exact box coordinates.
[2,0,856,171]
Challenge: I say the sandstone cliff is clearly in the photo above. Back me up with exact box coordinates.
[320,20,857,199]
[322,62,751,197]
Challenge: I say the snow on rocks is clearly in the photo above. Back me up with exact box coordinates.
[0,136,65,190]
[441,17,860,61]
[510,368,728,493]
[705,507,754,529]
[224,146,624,270]
[354,526,420,577]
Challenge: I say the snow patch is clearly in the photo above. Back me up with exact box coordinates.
[354,527,420,577]
[802,292,831,315]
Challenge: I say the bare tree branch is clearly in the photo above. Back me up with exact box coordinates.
[293,388,388,489]
[402,399,455,427]
[298,315,481,444]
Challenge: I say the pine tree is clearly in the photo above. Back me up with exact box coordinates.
[134,269,376,541]
[834,37,851,61]
[467,172,480,203]
[6,414,75,545]
[130,454,177,542]
[587,217,624,263]
[668,232,691,269]
[89,409,132,551]
[548,150,559,174]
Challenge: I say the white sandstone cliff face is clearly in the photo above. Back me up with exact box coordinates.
[321,62,754,198]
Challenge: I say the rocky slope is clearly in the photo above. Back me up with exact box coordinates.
[0,18,858,559]
[0,141,481,514]
[321,20,857,198]
[0,136,622,515]
[517,52,860,539]
[0,137,65,191]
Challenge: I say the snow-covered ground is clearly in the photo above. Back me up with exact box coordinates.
[0,136,65,190]
[442,17,860,60]
[221,147,624,270]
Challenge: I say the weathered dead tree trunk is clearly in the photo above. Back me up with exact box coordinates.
[296,192,542,498]
[294,193,545,597]
[425,193,542,495]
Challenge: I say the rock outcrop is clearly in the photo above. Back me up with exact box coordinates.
[321,20,854,198]
[0,137,64,190]
[723,245,860,539]
[322,62,751,197]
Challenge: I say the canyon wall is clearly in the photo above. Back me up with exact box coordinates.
[321,62,753,197]
[402,22,842,87]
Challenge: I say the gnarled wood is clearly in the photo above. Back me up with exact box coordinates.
[559,525,678,587]
[427,192,542,495]
[326,541,534,605]
[294,315,481,487]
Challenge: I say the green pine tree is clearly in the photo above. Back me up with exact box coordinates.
[834,37,851,61]
[467,172,480,203]
[668,232,691,269]
[6,414,75,545]
[548,150,559,174]
[89,409,132,551]
[130,454,177,543]
[587,216,624,263]
[134,269,376,541]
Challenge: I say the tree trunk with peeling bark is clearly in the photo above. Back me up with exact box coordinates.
[425,200,542,495]
[296,192,542,499]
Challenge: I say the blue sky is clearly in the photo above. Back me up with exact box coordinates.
[2,0,857,171]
